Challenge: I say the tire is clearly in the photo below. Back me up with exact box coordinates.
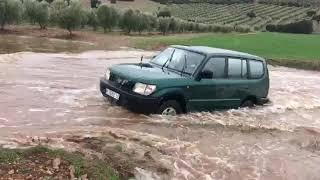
[241,99,255,108]
[157,100,182,116]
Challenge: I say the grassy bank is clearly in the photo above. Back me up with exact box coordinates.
[1,25,320,70]
[0,146,119,179]
[134,32,320,59]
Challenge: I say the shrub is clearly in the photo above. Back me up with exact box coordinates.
[157,8,171,17]
[266,20,313,34]
[168,18,179,33]
[247,11,256,18]
[90,0,101,8]
[135,11,149,34]
[0,0,23,30]
[152,0,169,4]
[51,0,84,36]
[266,24,276,32]
[80,9,90,29]
[25,0,50,29]
[179,21,188,32]
[87,9,98,31]
[146,15,158,32]
[219,24,233,33]
[97,5,118,33]
[313,15,320,23]
[186,22,195,32]
[307,10,317,17]
[119,9,138,34]
[235,25,251,33]
[158,17,170,35]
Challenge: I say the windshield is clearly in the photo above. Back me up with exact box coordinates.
[151,48,205,75]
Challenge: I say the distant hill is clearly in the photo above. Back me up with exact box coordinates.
[169,3,318,30]
[153,0,320,7]
[82,0,319,30]
[84,0,164,12]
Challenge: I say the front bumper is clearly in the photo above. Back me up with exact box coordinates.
[100,78,160,114]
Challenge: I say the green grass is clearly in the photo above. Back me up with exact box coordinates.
[0,146,119,180]
[134,32,320,61]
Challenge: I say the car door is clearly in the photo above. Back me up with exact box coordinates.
[217,57,248,108]
[187,57,227,111]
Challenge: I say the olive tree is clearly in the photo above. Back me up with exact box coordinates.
[24,0,50,29]
[119,9,138,34]
[147,15,158,32]
[51,0,84,36]
[87,9,98,31]
[168,18,179,33]
[96,5,118,33]
[136,11,150,34]
[0,0,23,30]
[80,9,90,29]
[158,17,170,35]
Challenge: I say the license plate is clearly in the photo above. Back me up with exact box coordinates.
[105,88,120,100]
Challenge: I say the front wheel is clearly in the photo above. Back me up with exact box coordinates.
[157,100,182,116]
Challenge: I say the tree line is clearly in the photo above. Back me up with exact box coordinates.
[0,0,251,36]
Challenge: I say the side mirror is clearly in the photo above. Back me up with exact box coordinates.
[198,70,213,80]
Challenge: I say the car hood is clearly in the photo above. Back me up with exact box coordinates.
[110,63,189,84]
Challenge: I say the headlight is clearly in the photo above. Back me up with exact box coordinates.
[133,83,156,96]
[105,69,110,80]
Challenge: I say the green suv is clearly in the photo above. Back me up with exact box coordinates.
[100,45,269,115]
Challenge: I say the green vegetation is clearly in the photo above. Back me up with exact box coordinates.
[169,3,316,30]
[0,0,250,35]
[157,0,320,7]
[158,17,170,35]
[107,0,164,12]
[0,0,23,30]
[97,4,119,32]
[266,20,313,34]
[24,0,50,29]
[51,0,84,35]
[0,146,119,179]
[135,32,320,61]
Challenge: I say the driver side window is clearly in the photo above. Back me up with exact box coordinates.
[202,57,226,79]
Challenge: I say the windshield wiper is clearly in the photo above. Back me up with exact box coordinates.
[181,54,188,76]
[162,49,175,72]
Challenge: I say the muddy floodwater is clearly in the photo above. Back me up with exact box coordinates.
[1,35,320,180]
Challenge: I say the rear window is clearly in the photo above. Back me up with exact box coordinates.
[249,60,264,78]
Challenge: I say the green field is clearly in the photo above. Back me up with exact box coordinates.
[135,32,320,61]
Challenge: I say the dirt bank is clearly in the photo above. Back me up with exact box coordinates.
[0,25,132,51]
[268,58,320,71]
[0,146,120,179]
[1,26,319,71]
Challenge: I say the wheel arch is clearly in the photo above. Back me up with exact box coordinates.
[242,95,257,105]
[159,90,187,113]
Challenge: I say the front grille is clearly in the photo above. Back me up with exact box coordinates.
[109,73,135,91]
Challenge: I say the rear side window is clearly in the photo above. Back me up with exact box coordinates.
[249,60,264,79]
[203,57,226,79]
[228,58,242,78]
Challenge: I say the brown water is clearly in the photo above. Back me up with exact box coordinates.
[1,35,320,180]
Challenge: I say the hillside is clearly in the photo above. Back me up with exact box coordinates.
[88,0,164,12]
[170,3,316,29]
